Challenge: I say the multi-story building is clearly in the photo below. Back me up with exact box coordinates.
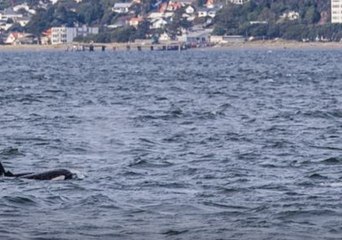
[331,0,342,23]
[51,26,99,44]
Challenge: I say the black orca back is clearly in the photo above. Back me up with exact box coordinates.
[20,169,73,180]
[0,161,73,180]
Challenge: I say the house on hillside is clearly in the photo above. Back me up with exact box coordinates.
[229,0,249,4]
[159,2,168,13]
[168,0,194,10]
[159,32,172,41]
[197,7,219,18]
[17,17,31,27]
[5,32,36,45]
[185,5,195,14]
[148,12,164,20]
[177,0,195,6]
[128,17,144,27]
[41,28,52,45]
[197,8,208,18]
[13,3,36,15]
[5,32,24,44]
[150,18,168,29]
[0,21,13,31]
[279,11,299,22]
[0,8,24,21]
[166,1,181,11]
[112,2,133,13]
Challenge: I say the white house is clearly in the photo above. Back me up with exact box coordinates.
[159,32,171,41]
[112,3,133,13]
[5,32,35,45]
[163,12,174,18]
[197,8,208,18]
[182,13,196,21]
[17,17,31,27]
[128,17,143,27]
[13,3,36,15]
[185,5,195,14]
[0,21,13,31]
[150,18,168,29]
[280,11,299,21]
[147,12,164,20]
[176,0,194,6]
[49,0,59,4]
[51,26,99,44]
[0,8,23,21]
[208,9,217,18]
[5,32,24,44]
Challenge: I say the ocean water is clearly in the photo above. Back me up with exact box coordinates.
[0,48,341,240]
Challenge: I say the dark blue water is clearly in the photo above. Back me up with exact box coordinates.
[0,49,341,239]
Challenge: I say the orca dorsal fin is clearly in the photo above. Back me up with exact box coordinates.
[0,162,14,177]
[0,161,5,176]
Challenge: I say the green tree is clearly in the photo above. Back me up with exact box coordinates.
[303,6,320,24]
[111,26,136,42]
[25,8,52,37]
[134,20,150,39]
[77,0,104,25]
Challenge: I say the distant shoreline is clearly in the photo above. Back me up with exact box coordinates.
[213,41,342,50]
[0,44,65,52]
[0,41,341,52]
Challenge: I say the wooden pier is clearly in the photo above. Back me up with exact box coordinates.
[66,42,188,52]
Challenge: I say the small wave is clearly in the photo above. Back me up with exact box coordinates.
[2,195,38,206]
[309,145,342,151]
[302,110,337,119]
[276,209,336,220]
[308,173,328,179]
[138,138,155,144]
[74,194,119,209]
[0,147,22,156]
[320,182,342,187]
[128,158,173,168]
[169,107,183,116]
[162,133,186,143]
[203,201,250,211]
[161,229,189,236]
[120,170,144,176]
[44,89,66,94]
[70,170,86,180]
[320,157,342,165]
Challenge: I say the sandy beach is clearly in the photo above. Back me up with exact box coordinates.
[0,40,341,52]
[0,44,67,52]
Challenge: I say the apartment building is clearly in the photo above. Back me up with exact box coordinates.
[331,0,342,23]
[51,26,99,44]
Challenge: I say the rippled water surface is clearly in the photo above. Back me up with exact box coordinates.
[0,49,341,239]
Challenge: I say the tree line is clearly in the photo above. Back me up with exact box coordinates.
[213,0,342,41]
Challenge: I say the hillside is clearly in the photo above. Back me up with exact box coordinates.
[213,0,342,41]
[1,0,342,43]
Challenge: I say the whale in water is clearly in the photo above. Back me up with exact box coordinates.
[0,161,73,180]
